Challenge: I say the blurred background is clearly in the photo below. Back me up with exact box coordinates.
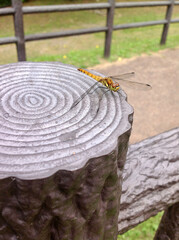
[0,0,179,239]
[0,0,179,66]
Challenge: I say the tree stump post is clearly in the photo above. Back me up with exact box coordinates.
[0,62,133,240]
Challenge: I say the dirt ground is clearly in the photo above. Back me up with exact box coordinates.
[93,48,179,144]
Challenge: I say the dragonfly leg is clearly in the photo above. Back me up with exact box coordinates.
[89,86,106,95]
[96,89,110,113]
[99,89,110,101]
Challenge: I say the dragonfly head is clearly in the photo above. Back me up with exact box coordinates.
[102,77,120,92]
[111,82,120,91]
[113,86,120,92]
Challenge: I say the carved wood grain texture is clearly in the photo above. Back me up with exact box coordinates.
[118,127,179,235]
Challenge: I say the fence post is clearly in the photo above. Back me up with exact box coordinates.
[153,202,179,240]
[104,0,115,58]
[12,0,26,61]
[160,0,175,45]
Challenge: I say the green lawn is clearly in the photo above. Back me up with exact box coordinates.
[0,0,178,66]
[118,212,163,240]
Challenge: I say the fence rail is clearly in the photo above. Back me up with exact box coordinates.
[0,0,179,61]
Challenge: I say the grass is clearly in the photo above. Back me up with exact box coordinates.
[118,212,163,240]
[29,43,103,68]
[0,1,178,65]
[29,24,179,68]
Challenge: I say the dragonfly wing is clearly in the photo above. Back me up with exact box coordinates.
[71,81,100,108]
[108,72,135,79]
[111,77,152,91]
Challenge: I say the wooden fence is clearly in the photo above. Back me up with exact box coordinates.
[0,0,179,61]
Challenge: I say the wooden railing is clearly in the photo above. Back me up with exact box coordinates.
[119,127,179,239]
[0,61,178,239]
[0,0,179,61]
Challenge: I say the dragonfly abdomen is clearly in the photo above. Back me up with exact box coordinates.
[78,68,102,81]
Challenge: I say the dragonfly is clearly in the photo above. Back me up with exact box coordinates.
[71,68,152,108]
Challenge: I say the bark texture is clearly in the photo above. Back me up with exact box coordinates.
[154,202,179,240]
[0,131,132,240]
[0,152,119,240]
[118,127,179,235]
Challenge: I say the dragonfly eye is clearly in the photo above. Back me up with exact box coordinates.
[113,83,119,88]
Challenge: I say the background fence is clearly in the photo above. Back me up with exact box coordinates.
[0,0,179,61]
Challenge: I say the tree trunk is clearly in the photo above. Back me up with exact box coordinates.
[0,62,133,240]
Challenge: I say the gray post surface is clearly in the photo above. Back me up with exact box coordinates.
[12,0,26,61]
[104,0,115,58]
[0,62,133,240]
[118,127,179,234]
[160,0,175,44]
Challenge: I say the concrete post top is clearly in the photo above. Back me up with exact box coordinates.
[0,62,133,179]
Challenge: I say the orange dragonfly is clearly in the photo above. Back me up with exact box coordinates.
[71,68,152,108]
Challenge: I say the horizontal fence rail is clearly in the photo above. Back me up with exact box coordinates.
[22,3,110,13]
[115,1,179,7]
[25,27,109,42]
[0,0,179,60]
[113,20,168,30]
[1,1,179,15]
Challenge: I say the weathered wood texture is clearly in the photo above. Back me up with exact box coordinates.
[118,127,179,234]
[0,62,133,240]
[154,202,179,240]
[0,151,127,240]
